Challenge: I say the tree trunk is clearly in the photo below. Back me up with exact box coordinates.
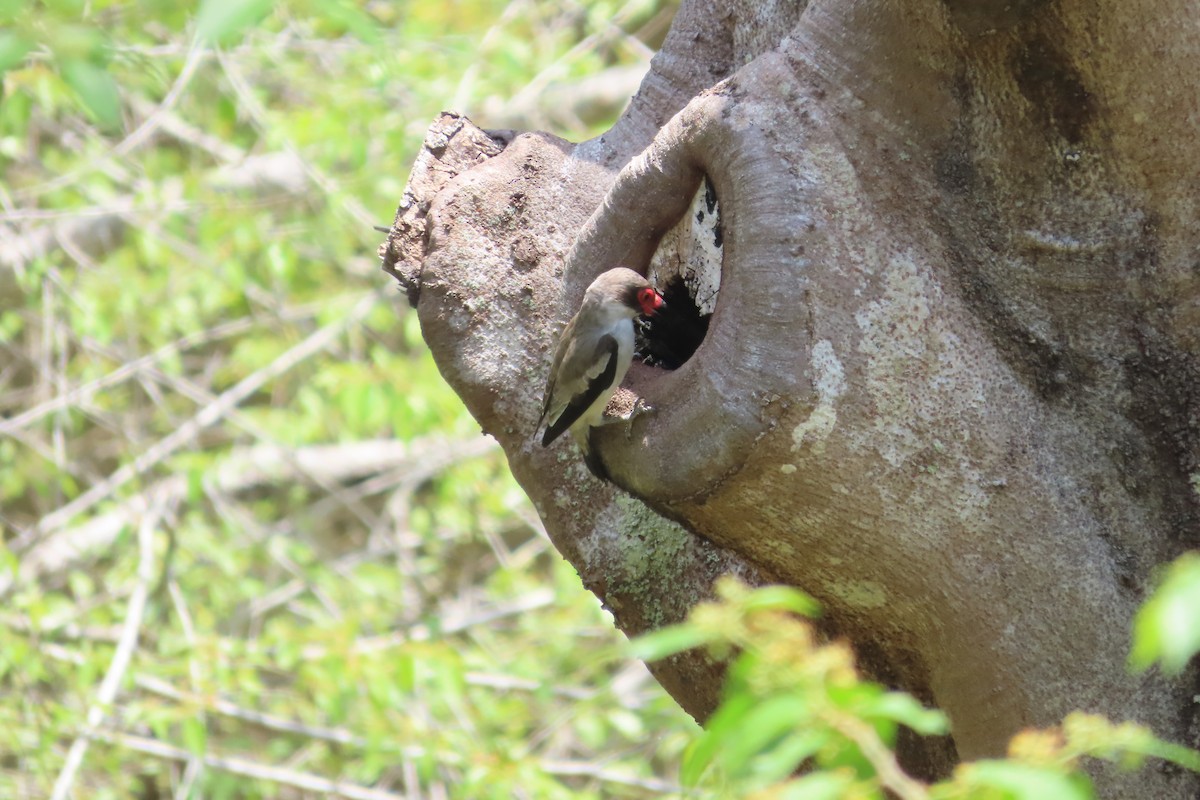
[380,0,1200,795]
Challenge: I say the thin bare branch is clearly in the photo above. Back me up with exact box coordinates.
[113,44,207,158]
[824,709,930,800]
[93,728,412,800]
[540,759,682,793]
[49,505,160,800]
[128,94,244,164]
[298,588,556,659]
[67,329,383,535]
[4,435,499,594]
[132,674,439,759]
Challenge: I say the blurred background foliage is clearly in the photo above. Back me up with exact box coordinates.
[0,1,697,798]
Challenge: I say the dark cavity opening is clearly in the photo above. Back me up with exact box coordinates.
[635,274,711,370]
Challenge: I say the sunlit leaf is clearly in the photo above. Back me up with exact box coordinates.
[180,716,208,756]
[752,727,833,784]
[195,0,275,45]
[629,623,717,662]
[681,694,757,786]
[862,691,949,736]
[719,694,813,780]
[741,584,822,617]
[1130,552,1200,675]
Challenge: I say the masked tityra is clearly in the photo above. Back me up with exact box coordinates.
[538,267,666,479]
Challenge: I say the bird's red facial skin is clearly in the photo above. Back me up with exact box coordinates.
[638,287,666,316]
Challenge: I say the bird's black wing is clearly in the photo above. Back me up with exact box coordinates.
[541,334,619,447]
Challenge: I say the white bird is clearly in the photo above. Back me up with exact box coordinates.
[538,267,665,479]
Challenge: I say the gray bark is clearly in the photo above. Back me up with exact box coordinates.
[380,0,1200,794]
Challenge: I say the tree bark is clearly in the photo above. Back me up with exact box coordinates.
[380,0,1200,795]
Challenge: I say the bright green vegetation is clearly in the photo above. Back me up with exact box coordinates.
[637,578,1200,800]
[0,2,696,798]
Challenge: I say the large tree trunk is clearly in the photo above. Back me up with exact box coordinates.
[380,0,1200,795]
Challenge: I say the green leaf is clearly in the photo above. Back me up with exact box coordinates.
[1141,736,1200,774]
[195,0,275,45]
[862,691,949,736]
[186,467,205,505]
[681,693,757,786]
[0,0,24,24]
[752,727,833,783]
[1130,552,1200,674]
[965,761,1094,800]
[776,771,864,800]
[741,584,822,617]
[0,31,30,74]
[719,694,813,780]
[0,542,16,580]
[629,624,717,662]
[59,57,122,130]
[307,0,382,43]
[181,716,208,756]
[394,650,416,693]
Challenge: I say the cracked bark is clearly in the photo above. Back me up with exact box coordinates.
[380,0,1200,794]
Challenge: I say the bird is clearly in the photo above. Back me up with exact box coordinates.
[538,267,665,480]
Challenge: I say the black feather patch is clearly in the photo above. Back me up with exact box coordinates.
[541,335,619,446]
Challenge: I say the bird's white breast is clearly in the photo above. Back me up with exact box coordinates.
[573,316,635,436]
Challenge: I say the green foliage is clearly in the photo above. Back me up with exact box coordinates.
[1130,551,1200,675]
[637,578,1200,800]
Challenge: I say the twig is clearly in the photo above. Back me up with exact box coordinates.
[35,642,453,767]
[297,588,556,659]
[540,760,682,793]
[464,671,594,701]
[127,95,244,164]
[824,709,930,800]
[92,728,411,800]
[131,674,429,756]
[114,44,206,158]
[173,758,203,800]
[4,434,498,595]
[49,505,160,800]
[0,613,124,644]
[304,434,501,534]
